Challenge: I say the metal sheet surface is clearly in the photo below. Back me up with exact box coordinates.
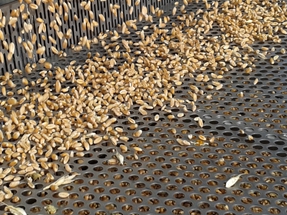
[0,1,287,215]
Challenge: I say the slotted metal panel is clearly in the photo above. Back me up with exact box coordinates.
[0,0,172,75]
[0,0,287,215]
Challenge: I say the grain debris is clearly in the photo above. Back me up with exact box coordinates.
[43,173,79,190]
[226,173,246,188]
[194,117,204,128]
[26,177,34,189]
[44,205,57,215]
[58,192,70,198]
[254,78,258,85]
[247,135,254,141]
[4,204,27,215]
[115,149,124,165]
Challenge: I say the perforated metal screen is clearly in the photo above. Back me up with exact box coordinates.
[0,0,287,215]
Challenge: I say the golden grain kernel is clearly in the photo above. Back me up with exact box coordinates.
[0,130,3,142]
[127,117,136,124]
[1,86,7,96]
[50,184,59,191]
[5,192,13,199]
[142,5,147,16]
[209,136,215,144]
[108,158,118,165]
[187,134,193,140]
[94,136,103,144]
[134,153,139,160]
[9,17,18,27]
[51,46,59,55]
[27,177,35,188]
[115,127,123,133]
[9,43,15,54]
[7,52,13,61]
[36,46,45,55]
[198,135,206,141]
[279,26,287,34]
[133,146,142,152]
[29,3,38,9]
[133,130,142,138]
[273,55,279,61]
[245,67,252,73]
[120,136,129,142]
[108,135,116,145]
[12,131,20,140]
[4,175,14,181]
[120,144,128,153]
[9,181,20,188]
[167,114,175,120]
[194,117,204,128]
[0,30,4,40]
[177,138,190,146]
[172,7,177,15]
[129,6,134,15]
[0,52,4,63]
[55,80,61,93]
[64,164,72,173]
[99,14,105,22]
[7,97,17,105]
[139,107,147,115]
[44,62,52,69]
[154,114,160,121]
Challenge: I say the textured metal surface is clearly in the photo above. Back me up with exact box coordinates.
[0,1,29,73]
[0,0,16,6]
[1,1,287,215]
